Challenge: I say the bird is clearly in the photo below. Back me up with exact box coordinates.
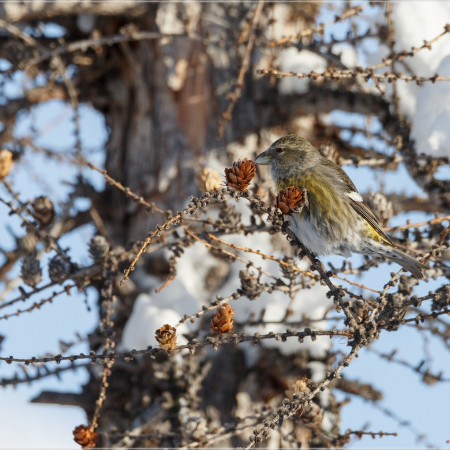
[255,135,426,278]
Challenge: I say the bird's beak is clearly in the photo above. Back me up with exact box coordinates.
[255,149,272,165]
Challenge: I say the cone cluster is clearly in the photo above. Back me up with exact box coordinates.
[211,303,235,333]
[31,196,55,227]
[224,158,255,191]
[48,255,72,284]
[155,324,177,350]
[73,425,97,448]
[0,149,13,180]
[21,254,42,287]
[197,167,222,192]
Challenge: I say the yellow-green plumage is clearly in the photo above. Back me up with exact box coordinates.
[255,135,426,278]
[278,171,351,243]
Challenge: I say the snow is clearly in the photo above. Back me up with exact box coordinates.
[121,272,200,351]
[122,292,190,350]
[332,43,358,68]
[271,2,450,157]
[261,3,329,95]
[121,189,332,362]
[391,2,450,75]
[122,0,450,392]
[371,2,450,157]
[411,55,450,157]
[156,2,185,35]
[278,49,328,95]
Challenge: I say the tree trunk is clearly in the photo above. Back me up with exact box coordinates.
[78,4,334,446]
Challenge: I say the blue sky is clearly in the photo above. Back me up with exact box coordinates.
[1,93,447,450]
[1,3,449,448]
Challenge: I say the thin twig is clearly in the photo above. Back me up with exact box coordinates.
[245,344,362,448]
[185,228,275,280]
[267,5,368,47]
[218,1,264,137]
[369,24,450,71]
[0,283,76,321]
[207,233,381,293]
[0,328,352,366]
[22,30,184,70]
[384,215,449,232]
[83,160,166,215]
[155,275,175,294]
[257,67,450,84]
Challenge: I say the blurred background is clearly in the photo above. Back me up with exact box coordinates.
[0,1,449,448]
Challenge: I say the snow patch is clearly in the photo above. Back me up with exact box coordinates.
[368,2,450,157]
[122,293,188,350]
[279,49,327,94]
[411,55,450,157]
[121,186,332,360]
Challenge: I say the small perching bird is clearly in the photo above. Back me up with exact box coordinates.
[255,135,426,278]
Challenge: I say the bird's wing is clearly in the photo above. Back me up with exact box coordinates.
[325,159,393,246]
[348,197,393,245]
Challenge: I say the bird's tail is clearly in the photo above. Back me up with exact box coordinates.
[368,243,426,279]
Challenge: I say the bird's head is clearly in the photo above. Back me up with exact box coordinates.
[255,135,320,180]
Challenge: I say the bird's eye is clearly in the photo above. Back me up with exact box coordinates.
[275,147,284,153]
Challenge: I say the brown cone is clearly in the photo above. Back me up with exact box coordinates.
[211,303,235,333]
[276,186,308,215]
[73,425,97,448]
[224,158,256,191]
[155,324,177,351]
[0,149,13,180]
